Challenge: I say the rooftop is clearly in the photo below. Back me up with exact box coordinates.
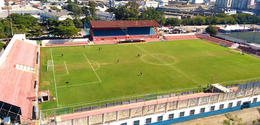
[90,20,160,28]
[0,34,37,123]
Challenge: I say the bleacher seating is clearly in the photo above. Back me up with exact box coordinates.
[196,34,234,47]
[93,29,125,37]
[238,46,260,56]
[127,27,156,35]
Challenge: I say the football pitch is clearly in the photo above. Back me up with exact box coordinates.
[40,39,260,110]
[223,32,260,44]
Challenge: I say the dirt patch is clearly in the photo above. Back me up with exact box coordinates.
[41,81,50,88]
[56,66,64,69]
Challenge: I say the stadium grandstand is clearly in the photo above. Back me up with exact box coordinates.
[89,20,160,43]
[0,34,38,124]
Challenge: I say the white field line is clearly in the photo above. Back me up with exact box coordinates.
[64,61,69,75]
[134,44,200,85]
[83,53,102,82]
[50,49,59,107]
[57,81,100,88]
[52,53,84,56]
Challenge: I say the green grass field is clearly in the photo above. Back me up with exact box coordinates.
[223,32,260,44]
[40,39,260,110]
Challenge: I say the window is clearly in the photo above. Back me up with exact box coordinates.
[168,114,174,119]
[180,112,185,117]
[210,106,215,111]
[157,116,163,122]
[190,110,195,115]
[146,118,152,124]
[219,104,224,109]
[237,101,242,106]
[253,98,257,103]
[121,123,127,125]
[200,108,205,113]
[228,103,233,108]
[133,120,139,125]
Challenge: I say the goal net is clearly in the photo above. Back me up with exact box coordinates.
[47,60,54,71]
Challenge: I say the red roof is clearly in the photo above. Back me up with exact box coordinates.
[0,38,37,122]
[90,20,160,28]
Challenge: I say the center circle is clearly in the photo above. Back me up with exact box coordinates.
[140,54,177,65]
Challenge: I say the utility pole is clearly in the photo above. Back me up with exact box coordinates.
[6,0,13,37]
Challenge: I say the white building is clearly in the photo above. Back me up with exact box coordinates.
[0,0,5,7]
[192,0,204,4]
[96,11,115,20]
[156,0,169,6]
[215,0,232,8]
[138,1,159,9]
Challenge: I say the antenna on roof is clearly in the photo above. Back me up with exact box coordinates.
[5,0,13,37]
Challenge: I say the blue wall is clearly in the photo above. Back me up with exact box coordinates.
[148,102,260,125]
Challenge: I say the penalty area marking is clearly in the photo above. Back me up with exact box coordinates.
[89,60,100,70]
[83,53,102,82]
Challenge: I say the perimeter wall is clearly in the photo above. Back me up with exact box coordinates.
[41,86,260,125]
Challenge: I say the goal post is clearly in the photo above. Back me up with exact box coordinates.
[47,60,54,71]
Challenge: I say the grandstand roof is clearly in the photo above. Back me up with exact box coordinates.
[0,34,37,123]
[90,20,160,28]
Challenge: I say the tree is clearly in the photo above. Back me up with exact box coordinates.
[0,42,5,50]
[81,16,94,23]
[89,1,97,19]
[165,18,180,26]
[51,2,57,5]
[205,25,218,36]
[114,4,140,20]
[194,16,206,25]
[81,6,90,15]
[60,18,74,27]
[125,1,140,10]
[73,18,83,28]
[106,7,116,13]
[138,8,166,25]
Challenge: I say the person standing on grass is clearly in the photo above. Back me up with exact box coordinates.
[140,72,143,76]
[138,54,140,57]
[61,54,63,57]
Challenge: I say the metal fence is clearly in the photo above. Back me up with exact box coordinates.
[40,89,199,119]
[40,81,260,119]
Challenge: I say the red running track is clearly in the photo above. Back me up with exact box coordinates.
[0,39,37,122]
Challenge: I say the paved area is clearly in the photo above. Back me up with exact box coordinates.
[174,106,260,125]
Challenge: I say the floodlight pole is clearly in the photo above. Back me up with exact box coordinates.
[253,29,256,43]
[6,0,13,37]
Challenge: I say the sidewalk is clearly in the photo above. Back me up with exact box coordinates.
[173,106,260,125]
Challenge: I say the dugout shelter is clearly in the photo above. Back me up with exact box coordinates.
[89,20,160,42]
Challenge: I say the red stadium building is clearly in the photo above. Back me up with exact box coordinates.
[89,20,160,43]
